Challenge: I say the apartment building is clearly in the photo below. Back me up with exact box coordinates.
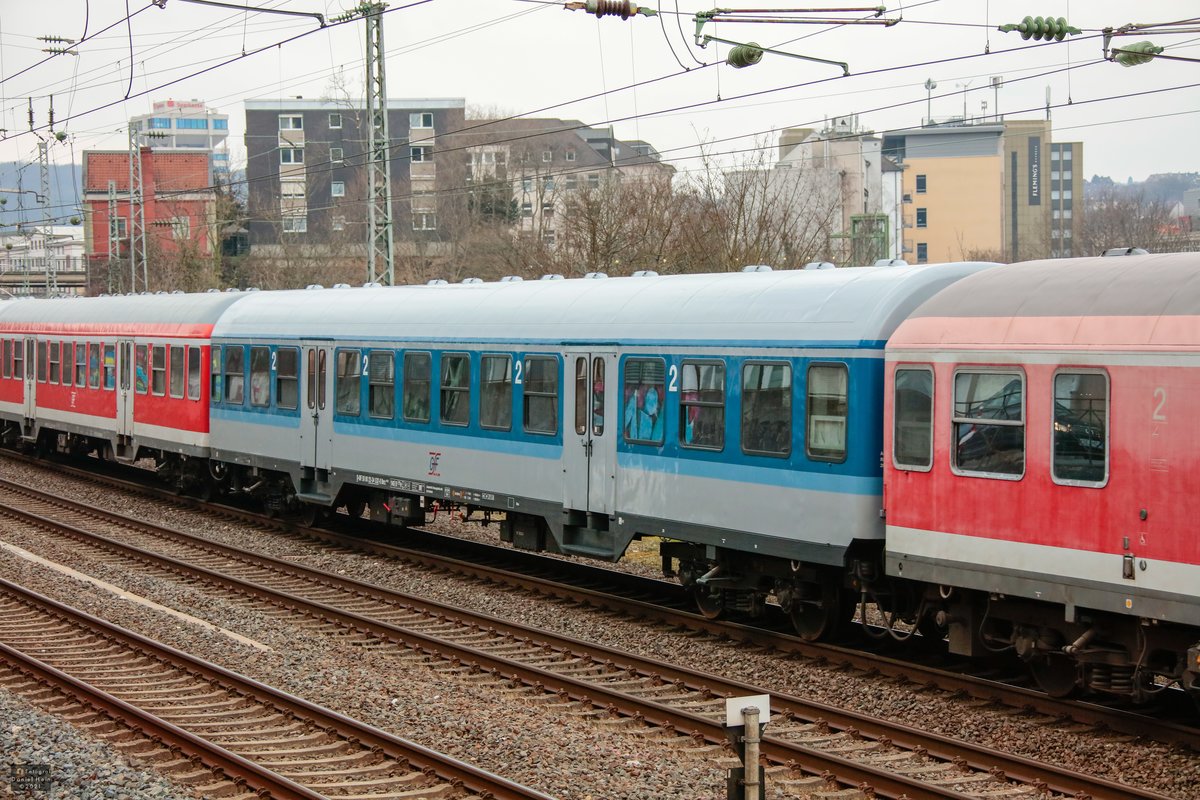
[130,100,231,179]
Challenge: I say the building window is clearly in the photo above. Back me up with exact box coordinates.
[410,112,433,129]
[915,208,927,228]
[565,149,576,162]
[331,181,345,198]
[541,202,554,218]
[565,175,577,190]
[212,118,228,130]
[1062,188,1072,200]
[480,354,513,431]
[279,115,303,130]
[522,178,533,193]
[280,148,304,164]
[328,113,342,129]
[403,352,431,423]
[523,356,558,435]
[281,181,305,198]
[1053,372,1107,485]
[542,176,555,191]
[412,213,436,231]
[893,366,933,470]
[587,173,600,188]
[332,216,346,231]
[916,242,928,263]
[952,370,1024,477]
[282,216,307,233]
[411,145,432,162]
[541,231,556,246]
[176,118,207,129]
[149,117,171,129]
[521,202,532,217]
[542,150,552,162]
[806,364,848,462]
[170,217,190,240]
[915,173,927,193]
[680,361,725,450]
[113,217,128,237]
[330,147,344,163]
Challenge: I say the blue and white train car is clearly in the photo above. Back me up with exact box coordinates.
[208,264,994,636]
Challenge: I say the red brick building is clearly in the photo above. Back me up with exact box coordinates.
[83,148,217,269]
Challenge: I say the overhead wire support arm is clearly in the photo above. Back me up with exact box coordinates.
[699,33,849,74]
[167,0,327,27]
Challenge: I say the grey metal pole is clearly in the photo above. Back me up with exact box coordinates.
[742,706,761,800]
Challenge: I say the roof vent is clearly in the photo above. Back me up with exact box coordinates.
[332,283,351,289]
[873,258,908,267]
[499,275,524,283]
[741,264,772,272]
[245,287,261,292]
[1102,247,1150,257]
[170,290,185,294]
[631,270,658,278]
[461,277,483,284]
[304,284,324,290]
[427,279,448,286]
[802,261,836,270]
[540,274,564,280]
[205,288,221,293]
[583,272,608,279]
[362,282,382,288]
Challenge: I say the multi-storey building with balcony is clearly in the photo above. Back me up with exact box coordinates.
[243,98,465,254]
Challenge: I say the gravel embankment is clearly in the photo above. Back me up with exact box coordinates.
[0,457,1197,799]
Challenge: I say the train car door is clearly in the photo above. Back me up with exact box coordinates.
[562,350,618,516]
[300,342,333,475]
[115,340,134,437]
[22,337,35,422]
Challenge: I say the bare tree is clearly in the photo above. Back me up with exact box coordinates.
[1078,188,1175,256]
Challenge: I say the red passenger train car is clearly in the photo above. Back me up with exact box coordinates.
[883,252,1200,700]
[0,293,248,485]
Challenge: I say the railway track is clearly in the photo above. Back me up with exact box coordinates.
[0,473,1177,800]
[0,576,555,800]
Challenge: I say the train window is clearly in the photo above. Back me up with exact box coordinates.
[152,346,167,396]
[623,358,664,445]
[403,352,431,423]
[680,361,725,451]
[592,358,605,437]
[37,340,47,383]
[74,343,85,386]
[305,349,315,410]
[276,347,299,410]
[135,346,148,393]
[523,356,558,435]
[187,347,201,400]
[368,351,395,419]
[2,340,10,379]
[13,340,23,380]
[806,364,848,462]
[951,370,1024,478]
[440,352,470,426]
[103,345,116,390]
[893,367,934,470]
[742,362,791,457]
[48,342,60,384]
[225,346,244,404]
[170,346,186,399]
[335,349,361,415]
[88,343,101,389]
[317,349,327,410]
[211,346,223,405]
[249,346,271,407]
[480,354,512,430]
[573,358,587,436]
[62,344,73,387]
[1052,372,1108,486]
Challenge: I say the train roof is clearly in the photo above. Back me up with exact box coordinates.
[0,292,249,337]
[890,252,1200,350]
[212,262,998,348]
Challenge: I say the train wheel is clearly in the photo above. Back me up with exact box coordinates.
[1030,653,1079,698]
[693,586,724,619]
[789,581,843,642]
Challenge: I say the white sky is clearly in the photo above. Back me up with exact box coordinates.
[0,0,1197,194]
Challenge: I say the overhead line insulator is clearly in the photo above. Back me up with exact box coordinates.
[998,15,1081,42]
[1113,41,1164,67]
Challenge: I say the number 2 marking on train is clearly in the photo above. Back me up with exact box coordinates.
[1152,387,1167,421]
[362,354,370,377]
[668,364,678,392]
[514,361,523,385]
[271,351,277,370]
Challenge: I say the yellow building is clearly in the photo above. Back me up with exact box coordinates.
[883,120,1082,263]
